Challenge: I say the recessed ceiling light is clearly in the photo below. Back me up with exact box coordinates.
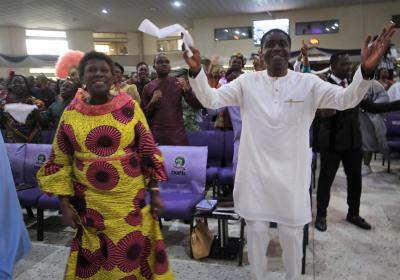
[172,1,182,8]
[101,9,108,14]
[334,23,339,27]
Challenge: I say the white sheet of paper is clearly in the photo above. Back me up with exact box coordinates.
[4,103,37,124]
[138,19,193,57]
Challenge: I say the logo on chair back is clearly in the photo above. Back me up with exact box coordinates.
[34,153,47,171]
[171,156,186,176]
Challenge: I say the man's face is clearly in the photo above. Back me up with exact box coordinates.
[229,57,243,72]
[154,55,171,76]
[261,32,290,72]
[332,54,352,80]
[60,80,76,99]
[137,65,149,81]
[380,69,389,80]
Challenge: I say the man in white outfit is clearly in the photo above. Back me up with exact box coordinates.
[184,23,395,280]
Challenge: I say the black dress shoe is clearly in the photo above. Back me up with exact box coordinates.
[346,215,372,230]
[315,216,327,232]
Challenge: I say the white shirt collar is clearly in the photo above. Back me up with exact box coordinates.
[330,73,348,87]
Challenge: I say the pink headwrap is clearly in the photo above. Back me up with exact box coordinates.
[55,50,84,78]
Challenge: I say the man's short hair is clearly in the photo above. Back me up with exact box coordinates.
[260,29,291,48]
[153,53,168,65]
[136,62,148,70]
[329,52,348,68]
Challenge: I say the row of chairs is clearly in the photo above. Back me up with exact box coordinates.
[187,130,235,195]
[5,143,208,241]
[384,111,400,172]
[6,132,309,272]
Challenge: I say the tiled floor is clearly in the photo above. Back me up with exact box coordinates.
[13,156,400,279]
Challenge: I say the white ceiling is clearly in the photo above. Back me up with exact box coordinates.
[0,0,392,32]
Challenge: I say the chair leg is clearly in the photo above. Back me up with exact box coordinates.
[26,207,34,218]
[301,224,308,274]
[238,219,245,266]
[158,217,163,229]
[37,208,44,241]
[388,156,391,173]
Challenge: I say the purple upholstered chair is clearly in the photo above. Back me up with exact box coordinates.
[158,145,207,221]
[187,130,224,195]
[5,143,26,187]
[385,112,400,172]
[23,144,58,241]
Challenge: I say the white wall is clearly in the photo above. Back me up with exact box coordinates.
[0,27,26,55]
[66,30,93,52]
[193,1,400,64]
[0,1,399,71]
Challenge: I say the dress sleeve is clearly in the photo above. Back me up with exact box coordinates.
[36,113,74,196]
[134,103,167,182]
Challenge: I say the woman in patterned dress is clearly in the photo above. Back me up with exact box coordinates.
[0,75,44,143]
[37,51,174,280]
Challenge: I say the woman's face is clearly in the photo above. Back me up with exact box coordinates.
[83,59,113,96]
[68,67,79,83]
[10,76,28,96]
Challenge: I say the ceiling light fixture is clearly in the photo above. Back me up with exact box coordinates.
[334,23,339,27]
[234,30,240,35]
[172,1,182,8]
[101,9,108,14]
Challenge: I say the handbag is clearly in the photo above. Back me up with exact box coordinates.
[191,218,214,259]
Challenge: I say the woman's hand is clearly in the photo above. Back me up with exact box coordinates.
[150,191,164,219]
[59,196,80,228]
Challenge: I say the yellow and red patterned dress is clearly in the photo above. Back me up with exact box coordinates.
[37,89,174,280]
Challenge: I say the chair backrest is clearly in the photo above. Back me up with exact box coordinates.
[5,143,26,185]
[385,112,400,139]
[41,130,56,144]
[24,144,52,187]
[224,131,234,167]
[187,130,224,167]
[159,145,207,194]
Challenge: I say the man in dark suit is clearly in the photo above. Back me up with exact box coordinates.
[315,52,371,232]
